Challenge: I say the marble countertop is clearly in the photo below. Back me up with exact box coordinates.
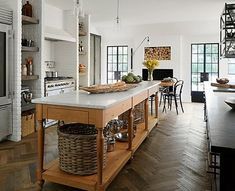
[32,81,160,109]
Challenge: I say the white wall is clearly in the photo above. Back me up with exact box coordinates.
[95,19,235,102]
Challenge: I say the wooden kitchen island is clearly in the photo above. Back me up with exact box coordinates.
[32,81,160,191]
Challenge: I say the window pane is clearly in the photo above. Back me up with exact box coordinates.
[192,64,197,72]
[118,64,122,71]
[212,54,218,63]
[118,55,123,62]
[118,47,123,54]
[123,47,128,54]
[212,44,218,53]
[192,54,197,63]
[108,55,113,63]
[192,81,198,91]
[212,64,218,73]
[108,64,113,71]
[113,55,117,63]
[108,47,113,54]
[198,54,204,63]
[198,45,204,53]
[123,64,128,71]
[192,73,198,82]
[206,64,212,72]
[198,64,203,72]
[113,64,117,71]
[113,47,117,54]
[206,44,212,53]
[228,63,235,74]
[192,45,197,53]
[123,55,128,63]
[206,54,212,63]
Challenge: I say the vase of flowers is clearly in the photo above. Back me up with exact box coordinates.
[143,59,160,81]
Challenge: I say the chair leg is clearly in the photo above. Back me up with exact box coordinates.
[174,96,178,115]
[162,95,167,113]
[180,96,184,113]
[159,92,162,107]
[170,96,172,111]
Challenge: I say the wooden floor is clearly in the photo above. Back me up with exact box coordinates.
[0,103,212,191]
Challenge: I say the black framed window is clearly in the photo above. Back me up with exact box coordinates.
[191,43,219,92]
[107,46,128,84]
[228,63,235,75]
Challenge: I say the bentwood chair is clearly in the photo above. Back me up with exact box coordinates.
[162,80,184,115]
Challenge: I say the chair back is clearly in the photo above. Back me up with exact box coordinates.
[173,80,184,96]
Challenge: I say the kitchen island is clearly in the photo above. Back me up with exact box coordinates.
[205,82,235,191]
[32,81,160,191]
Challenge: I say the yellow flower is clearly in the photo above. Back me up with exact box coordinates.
[143,59,159,71]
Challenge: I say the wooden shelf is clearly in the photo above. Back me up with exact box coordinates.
[79,31,87,36]
[22,75,39,81]
[22,15,39,24]
[22,46,39,52]
[41,115,158,191]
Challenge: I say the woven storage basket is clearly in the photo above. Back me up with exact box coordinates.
[58,123,107,175]
[118,101,145,124]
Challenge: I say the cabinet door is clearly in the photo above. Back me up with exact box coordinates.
[0,104,12,140]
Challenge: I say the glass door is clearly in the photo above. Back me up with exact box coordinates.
[191,43,219,102]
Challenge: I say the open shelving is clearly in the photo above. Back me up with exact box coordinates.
[42,116,158,191]
[22,15,39,24]
[21,46,39,52]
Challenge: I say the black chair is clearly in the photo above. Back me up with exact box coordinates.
[159,77,178,107]
[162,80,184,115]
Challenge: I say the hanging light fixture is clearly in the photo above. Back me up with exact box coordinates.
[74,0,84,17]
[115,0,121,30]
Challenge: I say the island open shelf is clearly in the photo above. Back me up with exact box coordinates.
[42,116,158,191]
[32,81,160,191]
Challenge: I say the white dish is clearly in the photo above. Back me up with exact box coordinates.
[224,98,235,109]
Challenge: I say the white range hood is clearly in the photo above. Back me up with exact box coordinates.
[44,26,76,42]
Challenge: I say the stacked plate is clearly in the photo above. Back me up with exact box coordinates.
[0,7,13,25]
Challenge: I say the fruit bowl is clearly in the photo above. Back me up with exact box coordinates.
[216,78,229,84]
[121,73,142,84]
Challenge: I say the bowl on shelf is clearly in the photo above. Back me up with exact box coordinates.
[224,98,235,109]
[115,132,135,142]
[216,78,229,84]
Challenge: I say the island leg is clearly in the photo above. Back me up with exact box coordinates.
[36,104,45,188]
[144,98,149,131]
[128,108,133,151]
[97,127,104,190]
[155,92,159,118]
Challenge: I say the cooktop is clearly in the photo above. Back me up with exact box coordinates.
[44,76,73,81]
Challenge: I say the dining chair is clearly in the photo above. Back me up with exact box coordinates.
[162,80,184,114]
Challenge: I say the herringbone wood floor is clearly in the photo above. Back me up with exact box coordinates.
[0,103,212,191]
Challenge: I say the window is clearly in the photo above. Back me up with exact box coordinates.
[107,46,128,84]
[228,63,235,75]
[191,43,219,92]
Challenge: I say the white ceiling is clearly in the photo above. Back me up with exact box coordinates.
[82,0,234,28]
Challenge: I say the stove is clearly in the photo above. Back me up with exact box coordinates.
[45,76,73,81]
[45,79,75,91]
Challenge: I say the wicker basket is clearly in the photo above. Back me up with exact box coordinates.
[58,123,107,175]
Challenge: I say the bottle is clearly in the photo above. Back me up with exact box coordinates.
[24,1,32,17]
[22,64,27,76]
[26,57,33,75]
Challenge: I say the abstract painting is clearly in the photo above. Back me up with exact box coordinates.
[144,46,171,60]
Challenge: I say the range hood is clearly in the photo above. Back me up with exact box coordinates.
[44,26,76,42]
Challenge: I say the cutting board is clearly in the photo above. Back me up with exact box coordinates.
[211,83,235,89]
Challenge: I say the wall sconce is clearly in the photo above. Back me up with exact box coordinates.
[130,36,150,71]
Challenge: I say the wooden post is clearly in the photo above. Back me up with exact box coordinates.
[128,108,133,151]
[96,127,104,188]
[144,98,149,131]
[36,104,45,188]
[155,92,159,118]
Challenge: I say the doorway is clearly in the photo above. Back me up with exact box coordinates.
[90,33,101,85]
[191,43,219,102]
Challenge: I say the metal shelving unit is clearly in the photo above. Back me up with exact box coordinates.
[220,3,235,58]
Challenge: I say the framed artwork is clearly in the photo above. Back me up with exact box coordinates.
[144,46,171,60]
